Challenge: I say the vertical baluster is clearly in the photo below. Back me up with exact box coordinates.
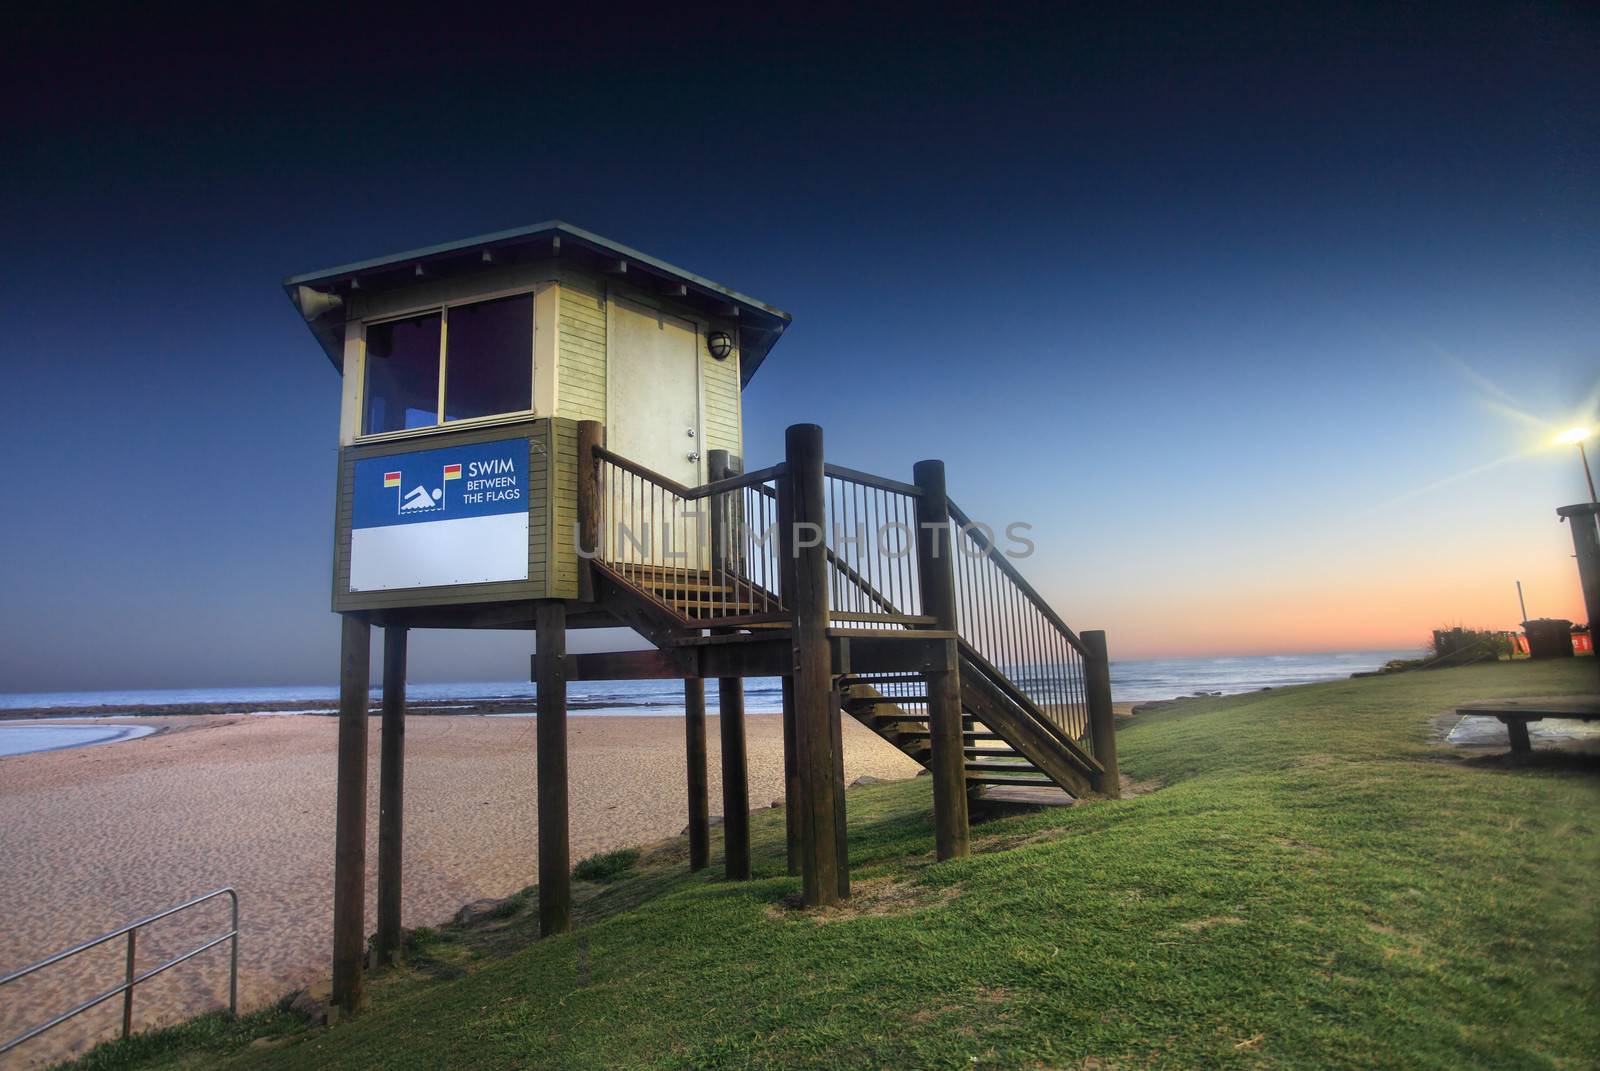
[1050,625,1069,734]
[122,926,136,1039]
[895,492,909,617]
[954,525,969,641]
[865,485,874,615]
[864,480,876,614]
[913,494,926,619]
[838,477,851,617]
[979,550,993,663]
[1045,618,1063,733]
[1007,568,1026,681]
[982,541,1000,667]
[1032,615,1044,711]
[889,489,902,614]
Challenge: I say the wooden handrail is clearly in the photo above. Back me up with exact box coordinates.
[822,463,923,498]
[592,445,784,500]
[947,498,1087,655]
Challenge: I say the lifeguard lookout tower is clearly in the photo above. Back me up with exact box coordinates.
[286,222,1119,1014]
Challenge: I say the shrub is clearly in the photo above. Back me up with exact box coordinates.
[1429,627,1510,661]
[573,848,639,883]
[489,891,530,919]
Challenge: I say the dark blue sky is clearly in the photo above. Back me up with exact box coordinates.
[2,4,1595,690]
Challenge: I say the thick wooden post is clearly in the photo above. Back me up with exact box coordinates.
[786,423,843,905]
[1082,630,1121,798]
[375,624,407,965]
[577,420,604,601]
[912,460,970,861]
[535,600,571,936]
[777,457,801,876]
[718,678,751,879]
[684,679,710,871]
[781,675,800,876]
[707,448,752,880]
[331,613,371,1014]
[829,678,850,898]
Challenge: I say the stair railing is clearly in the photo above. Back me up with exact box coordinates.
[946,499,1093,745]
[591,444,788,626]
[819,465,934,628]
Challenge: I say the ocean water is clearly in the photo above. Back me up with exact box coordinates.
[0,723,155,756]
[0,649,1420,716]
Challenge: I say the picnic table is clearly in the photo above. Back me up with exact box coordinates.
[1454,696,1600,754]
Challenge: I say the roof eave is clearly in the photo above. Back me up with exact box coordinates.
[283,221,791,384]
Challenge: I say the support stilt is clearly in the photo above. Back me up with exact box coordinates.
[786,423,843,905]
[776,452,803,878]
[719,677,751,880]
[781,675,800,876]
[331,614,371,1013]
[376,623,407,965]
[535,600,571,936]
[829,678,850,898]
[913,459,970,860]
[684,679,710,871]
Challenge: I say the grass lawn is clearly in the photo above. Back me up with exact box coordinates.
[61,661,1599,1070]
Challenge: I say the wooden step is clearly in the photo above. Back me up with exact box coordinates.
[644,580,743,595]
[964,771,1054,786]
[863,712,976,725]
[965,759,1041,773]
[838,674,927,686]
[843,694,929,711]
[964,746,1022,757]
[897,729,1006,742]
[666,600,768,613]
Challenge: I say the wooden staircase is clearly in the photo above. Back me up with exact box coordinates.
[601,563,786,625]
[582,436,1115,810]
[593,562,1100,799]
[840,668,1095,800]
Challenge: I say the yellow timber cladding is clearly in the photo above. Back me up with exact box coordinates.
[553,278,743,463]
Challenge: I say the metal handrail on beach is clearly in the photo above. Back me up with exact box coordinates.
[0,887,239,1057]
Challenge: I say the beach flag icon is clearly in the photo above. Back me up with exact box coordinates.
[383,471,402,488]
[443,464,462,481]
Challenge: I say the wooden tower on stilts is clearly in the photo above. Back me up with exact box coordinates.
[285,222,1119,1016]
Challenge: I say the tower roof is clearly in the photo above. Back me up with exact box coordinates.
[284,221,792,387]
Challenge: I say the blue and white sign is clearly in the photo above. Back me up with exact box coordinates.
[349,437,530,591]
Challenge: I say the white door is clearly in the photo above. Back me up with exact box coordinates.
[609,297,701,480]
[607,297,704,568]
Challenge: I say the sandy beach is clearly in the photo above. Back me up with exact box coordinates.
[0,713,922,1067]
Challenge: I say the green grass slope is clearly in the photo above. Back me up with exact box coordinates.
[63,661,1599,1070]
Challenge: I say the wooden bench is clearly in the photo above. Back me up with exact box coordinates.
[1454,696,1600,754]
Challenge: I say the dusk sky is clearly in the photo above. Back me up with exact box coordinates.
[2,5,1595,691]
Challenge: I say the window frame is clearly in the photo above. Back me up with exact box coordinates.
[356,285,538,442]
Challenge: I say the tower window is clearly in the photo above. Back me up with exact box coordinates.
[362,292,534,435]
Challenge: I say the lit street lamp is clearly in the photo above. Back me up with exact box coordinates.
[1556,426,1597,504]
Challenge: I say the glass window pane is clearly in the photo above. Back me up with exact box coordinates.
[364,313,441,433]
[444,294,533,422]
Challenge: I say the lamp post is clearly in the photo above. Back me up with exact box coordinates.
[1557,426,1597,504]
